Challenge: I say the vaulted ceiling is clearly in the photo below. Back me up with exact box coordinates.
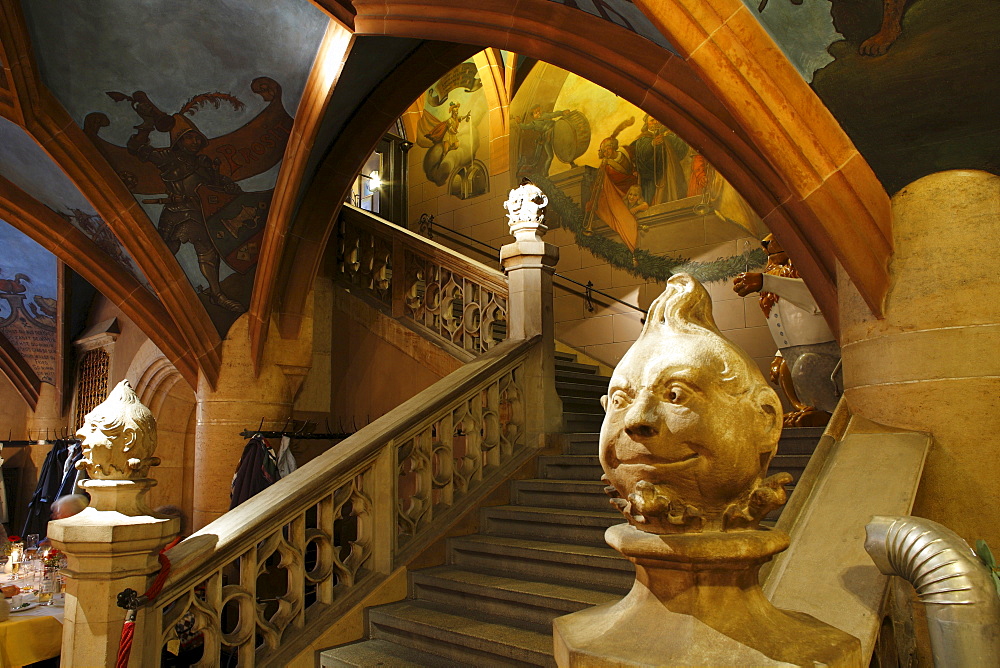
[0,0,993,401]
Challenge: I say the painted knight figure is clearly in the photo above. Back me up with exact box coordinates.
[553,274,860,667]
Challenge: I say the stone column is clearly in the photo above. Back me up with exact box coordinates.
[499,181,563,438]
[47,380,178,668]
[193,306,314,529]
[838,170,1000,548]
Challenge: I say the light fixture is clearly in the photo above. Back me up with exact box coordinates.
[368,170,381,191]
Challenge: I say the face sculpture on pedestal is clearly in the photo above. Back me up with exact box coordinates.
[76,379,160,480]
[600,274,791,533]
[503,179,549,241]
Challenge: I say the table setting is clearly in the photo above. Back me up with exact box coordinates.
[0,534,66,667]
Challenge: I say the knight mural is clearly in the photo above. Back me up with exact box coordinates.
[84,77,294,324]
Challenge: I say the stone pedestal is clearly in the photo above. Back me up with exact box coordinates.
[554,523,860,667]
[500,238,562,436]
[48,478,179,668]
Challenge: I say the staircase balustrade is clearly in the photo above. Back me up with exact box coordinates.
[336,205,509,357]
[138,336,539,667]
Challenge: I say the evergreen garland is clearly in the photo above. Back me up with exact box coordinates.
[532,173,766,284]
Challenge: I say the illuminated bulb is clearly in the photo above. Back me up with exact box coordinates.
[368,170,381,190]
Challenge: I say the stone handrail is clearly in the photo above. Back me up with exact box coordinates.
[140,335,539,667]
[335,205,509,357]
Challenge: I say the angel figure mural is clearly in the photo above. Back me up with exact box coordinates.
[415,62,490,197]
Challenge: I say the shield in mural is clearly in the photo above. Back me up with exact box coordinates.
[198,185,271,274]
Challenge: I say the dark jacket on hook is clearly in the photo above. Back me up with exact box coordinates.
[230,436,280,510]
[20,440,69,538]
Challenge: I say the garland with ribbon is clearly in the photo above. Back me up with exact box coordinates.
[531,172,766,283]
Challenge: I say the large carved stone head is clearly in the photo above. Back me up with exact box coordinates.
[76,379,160,480]
[600,274,790,534]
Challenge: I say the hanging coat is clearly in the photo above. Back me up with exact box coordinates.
[21,440,70,539]
[230,436,280,510]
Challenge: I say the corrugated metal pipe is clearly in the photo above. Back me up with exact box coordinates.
[865,516,1000,667]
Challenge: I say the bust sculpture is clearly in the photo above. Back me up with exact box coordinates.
[556,273,861,666]
[503,178,548,242]
[76,379,160,480]
[600,273,792,534]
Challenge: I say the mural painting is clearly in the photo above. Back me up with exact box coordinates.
[512,65,765,284]
[416,61,490,200]
[22,0,328,334]
[85,80,291,314]
[0,118,150,292]
[749,0,1000,194]
[0,221,57,385]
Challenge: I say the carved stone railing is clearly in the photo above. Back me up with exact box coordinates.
[335,205,509,357]
[137,336,538,667]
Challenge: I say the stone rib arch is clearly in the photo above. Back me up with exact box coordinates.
[262,0,890,356]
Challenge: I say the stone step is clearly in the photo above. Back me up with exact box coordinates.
[447,534,634,594]
[511,478,611,511]
[537,455,603,480]
[554,351,577,362]
[554,381,607,399]
[410,566,619,632]
[553,370,610,387]
[368,600,556,667]
[321,638,473,667]
[777,426,826,454]
[564,411,605,431]
[554,360,600,375]
[559,395,603,413]
[482,505,622,543]
[768,454,812,482]
[565,433,600,456]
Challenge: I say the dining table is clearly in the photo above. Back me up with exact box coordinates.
[0,569,64,668]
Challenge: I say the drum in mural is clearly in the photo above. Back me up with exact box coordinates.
[552,110,591,168]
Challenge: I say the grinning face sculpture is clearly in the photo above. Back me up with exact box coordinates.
[600,274,787,533]
[76,379,159,480]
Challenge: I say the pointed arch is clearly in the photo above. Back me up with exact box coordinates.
[0,0,222,385]
[0,174,199,387]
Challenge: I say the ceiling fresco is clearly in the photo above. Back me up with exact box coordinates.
[548,0,676,51]
[748,0,1000,193]
[0,219,57,385]
[0,117,151,292]
[21,0,329,334]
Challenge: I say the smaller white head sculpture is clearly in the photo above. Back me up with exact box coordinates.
[504,178,548,242]
[600,274,791,534]
[76,379,160,480]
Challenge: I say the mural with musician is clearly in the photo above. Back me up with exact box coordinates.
[0,221,57,385]
[511,63,765,284]
[21,0,328,334]
[416,61,490,200]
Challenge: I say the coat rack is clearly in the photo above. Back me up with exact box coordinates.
[239,417,353,441]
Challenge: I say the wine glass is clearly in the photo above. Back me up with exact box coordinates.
[0,555,7,577]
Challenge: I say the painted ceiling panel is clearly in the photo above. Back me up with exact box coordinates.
[0,219,57,384]
[547,0,676,52]
[745,0,1000,193]
[22,0,329,334]
[0,117,152,291]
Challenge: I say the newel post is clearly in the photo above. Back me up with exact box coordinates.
[48,380,179,667]
[500,180,563,439]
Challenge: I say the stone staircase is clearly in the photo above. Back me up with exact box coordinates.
[320,352,823,667]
